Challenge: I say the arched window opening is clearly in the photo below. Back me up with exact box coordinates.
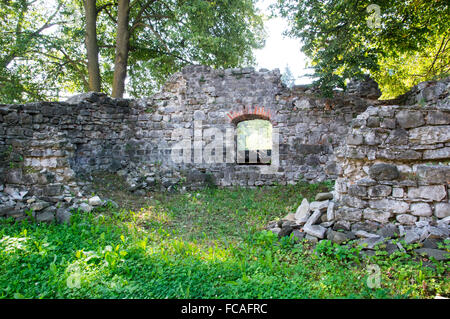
[236,119,272,165]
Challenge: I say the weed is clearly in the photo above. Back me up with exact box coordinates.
[0,183,447,299]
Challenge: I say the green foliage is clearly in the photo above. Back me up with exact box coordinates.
[204,173,216,189]
[0,183,447,299]
[275,0,450,98]
[123,0,266,97]
[314,239,362,265]
[0,0,86,103]
[0,0,265,103]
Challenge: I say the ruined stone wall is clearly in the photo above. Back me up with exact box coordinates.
[121,65,369,191]
[0,65,375,221]
[1,64,449,231]
[0,95,133,220]
[334,79,450,230]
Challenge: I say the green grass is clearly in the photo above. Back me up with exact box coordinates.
[0,182,448,299]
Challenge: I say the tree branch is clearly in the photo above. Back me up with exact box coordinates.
[96,2,115,15]
[31,50,89,89]
[104,7,118,24]
[130,0,158,33]
[31,2,63,37]
[427,34,449,76]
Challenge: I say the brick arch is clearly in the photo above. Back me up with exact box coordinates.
[226,106,273,125]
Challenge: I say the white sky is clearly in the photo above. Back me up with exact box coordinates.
[254,0,313,85]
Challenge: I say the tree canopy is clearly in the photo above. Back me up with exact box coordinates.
[0,0,265,103]
[275,0,450,98]
[0,0,81,103]
[281,64,295,88]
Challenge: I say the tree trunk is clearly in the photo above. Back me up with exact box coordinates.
[112,0,130,98]
[84,0,101,92]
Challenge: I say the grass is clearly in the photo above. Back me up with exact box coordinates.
[0,181,448,299]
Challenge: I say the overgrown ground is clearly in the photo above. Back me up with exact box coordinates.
[0,181,448,299]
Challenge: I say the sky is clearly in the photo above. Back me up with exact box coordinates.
[254,0,314,85]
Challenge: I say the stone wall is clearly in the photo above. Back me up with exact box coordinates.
[0,95,133,220]
[5,65,447,227]
[264,79,449,250]
[334,78,450,230]
[121,65,371,191]
[0,65,375,221]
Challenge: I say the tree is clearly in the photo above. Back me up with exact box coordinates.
[275,0,450,98]
[0,0,265,102]
[281,64,295,88]
[111,0,130,97]
[84,0,101,92]
[0,0,76,103]
[106,0,265,98]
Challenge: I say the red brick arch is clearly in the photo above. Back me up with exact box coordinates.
[227,106,272,125]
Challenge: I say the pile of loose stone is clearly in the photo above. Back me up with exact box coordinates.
[0,183,116,224]
[115,162,217,195]
[266,192,450,261]
[118,164,184,195]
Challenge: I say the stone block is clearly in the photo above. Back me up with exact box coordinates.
[404,229,420,244]
[327,230,353,244]
[342,195,367,209]
[363,208,392,224]
[416,165,450,185]
[376,224,399,238]
[368,185,392,197]
[30,200,51,212]
[4,112,18,124]
[295,198,310,222]
[309,200,329,212]
[369,163,399,181]
[414,248,449,261]
[392,187,404,198]
[369,199,409,214]
[426,111,450,125]
[434,203,450,219]
[333,220,351,231]
[386,129,409,145]
[348,185,367,197]
[291,229,305,242]
[423,147,450,160]
[358,236,385,250]
[5,169,23,184]
[88,196,103,206]
[396,214,417,225]
[409,126,450,144]
[395,110,425,128]
[326,201,335,221]
[335,207,362,222]
[410,203,432,217]
[315,192,333,201]
[408,185,447,201]
[35,210,55,223]
[356,178,377,186]
[304,209,322,226]
[303,224,327,239]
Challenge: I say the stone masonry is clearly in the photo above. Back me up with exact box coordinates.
[265,78,449,252]
[334,78,450,228]
[0,64,449,244]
